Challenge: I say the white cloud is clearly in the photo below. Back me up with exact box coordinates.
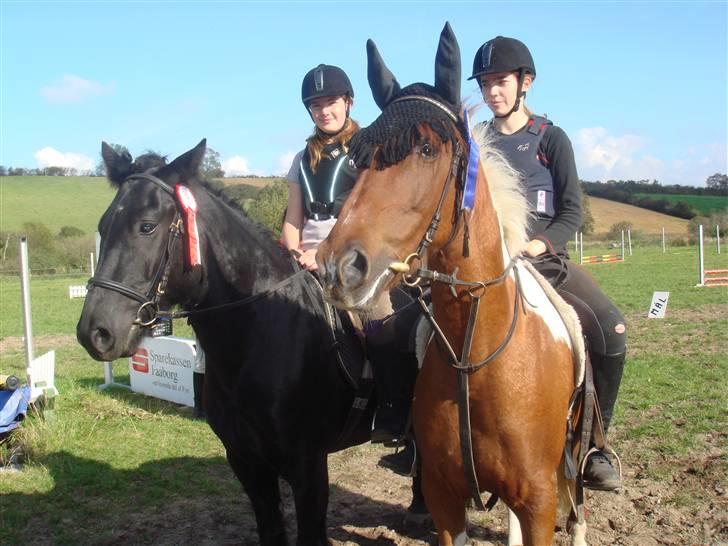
[34,147,94,172]
[222,155,252,176]
[575,127,726,185]
[40,74,113,103]
[575,127,664,181]
[275,151,297,176]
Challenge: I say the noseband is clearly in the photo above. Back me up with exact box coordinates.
[87,173,183,327]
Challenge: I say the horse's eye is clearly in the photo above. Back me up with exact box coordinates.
[419,142,436,158]
[139,222,157,235]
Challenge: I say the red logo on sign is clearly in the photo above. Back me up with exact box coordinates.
[132,348,149,373]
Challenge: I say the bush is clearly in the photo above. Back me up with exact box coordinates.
[244,180,288,234]
[606,221,634,240]
[59,226,85,238]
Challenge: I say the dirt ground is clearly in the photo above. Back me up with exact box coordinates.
[94,435,725,546]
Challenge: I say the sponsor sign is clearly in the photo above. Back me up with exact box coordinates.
[129,337,196,407]
[647,291,670,319]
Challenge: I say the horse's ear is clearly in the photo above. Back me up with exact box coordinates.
[434,22,461,106]
[163,139,207,183]
[101,141,133,187]
[367,39,401,110]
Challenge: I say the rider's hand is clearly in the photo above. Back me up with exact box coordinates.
[522,239,547,258]
[297,248,319,271]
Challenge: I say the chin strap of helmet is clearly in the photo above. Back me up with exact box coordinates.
[495,68,527,119]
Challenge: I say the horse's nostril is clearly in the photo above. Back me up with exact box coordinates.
[338,248,368,290]
[91,327,114,353]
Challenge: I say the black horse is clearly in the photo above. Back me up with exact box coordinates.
[76,140,424,545]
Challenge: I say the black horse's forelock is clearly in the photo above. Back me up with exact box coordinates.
[349,84,464,170]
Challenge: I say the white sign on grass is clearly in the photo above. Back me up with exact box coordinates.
[647,291,670,319]
[129,337,196,407]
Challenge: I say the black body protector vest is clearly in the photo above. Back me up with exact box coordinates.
[298,143,358,221]
[487,115,555,218]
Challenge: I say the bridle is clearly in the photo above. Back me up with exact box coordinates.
[87,172,308,328]
[384,95,523,375]
[88,173,183,327]
[382,95,523,512]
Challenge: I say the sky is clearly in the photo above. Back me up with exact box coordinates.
[1,0,726,186]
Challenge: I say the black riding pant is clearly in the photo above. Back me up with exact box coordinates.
[530,256,626,357]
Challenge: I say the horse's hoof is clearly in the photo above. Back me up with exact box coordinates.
[403,509,432,528]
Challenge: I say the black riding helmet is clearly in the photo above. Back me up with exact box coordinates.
[469,36,536,117]
[301,64,354,111]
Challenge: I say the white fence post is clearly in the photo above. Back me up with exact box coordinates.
[628,229,633,256]
[698,225,705,286]
[717,225,721,255]
[19,236,34,366]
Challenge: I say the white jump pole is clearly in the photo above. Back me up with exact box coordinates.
[621,230,625,261]
[90,252,95,277]
[662,227,666,253]
[717,225,721,255]
[627,229,633,256]
[19,236,34,366]
[94,231,124,390]
[698,225,705,286]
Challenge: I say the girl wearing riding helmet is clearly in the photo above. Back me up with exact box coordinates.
[282,64,414,446]
[282,64,359,271]
[470,36,627,491]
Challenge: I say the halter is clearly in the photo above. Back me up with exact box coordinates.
[88,173,182,327]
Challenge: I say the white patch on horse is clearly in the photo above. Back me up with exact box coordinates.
[451,530,469,546]
[513,260,571,347]
[351,268,394,310]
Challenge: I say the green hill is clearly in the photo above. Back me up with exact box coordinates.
[0,176,703,239]
[633,193,728,216]
[1,176,116,235]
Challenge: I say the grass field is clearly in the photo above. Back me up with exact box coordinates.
[587,196,690,235]
[0,243,726,544]
[1,177,116,235]
[634,192,728,216]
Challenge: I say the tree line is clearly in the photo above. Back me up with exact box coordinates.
[581,175,727,219]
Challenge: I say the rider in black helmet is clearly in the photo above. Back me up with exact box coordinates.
[283,64,358,270]
[283,64,414,449]
[471,36,627,492]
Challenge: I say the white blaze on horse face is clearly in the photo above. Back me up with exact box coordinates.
[512,259,572,347]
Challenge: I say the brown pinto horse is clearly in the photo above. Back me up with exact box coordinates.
[319,24,589,546]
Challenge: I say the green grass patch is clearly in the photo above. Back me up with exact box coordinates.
[1,176,116,235]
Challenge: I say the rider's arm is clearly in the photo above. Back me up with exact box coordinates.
[282,182,303,253]
[539,126,582,253]
[281,151,305,253]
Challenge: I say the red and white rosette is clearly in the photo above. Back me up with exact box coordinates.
[175,184,201,267]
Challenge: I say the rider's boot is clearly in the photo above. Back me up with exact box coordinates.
[369,343,413,445]
[378,438,417,476]
[584,351,626,491]
[366,319,416,446]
